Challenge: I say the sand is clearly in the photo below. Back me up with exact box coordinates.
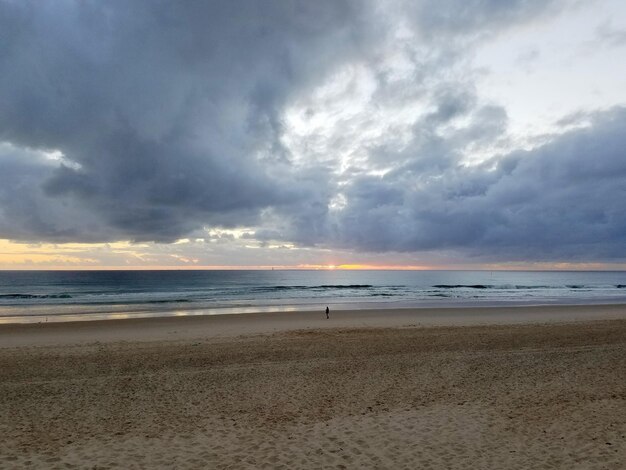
[1,306,625,469]
[2,303,626,347]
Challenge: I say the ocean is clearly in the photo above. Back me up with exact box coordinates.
[1,270,625,323]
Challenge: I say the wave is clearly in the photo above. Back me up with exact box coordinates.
[430,284,622,290]
[431,284,571,290]
[432,284,491,289]
[253,284,375,292]
[318,284,373,289]
[250,285,306,292]
[0,293,194,305]
[0,293,73,299]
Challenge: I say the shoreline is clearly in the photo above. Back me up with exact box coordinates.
[2,303,626,348]
[3,296,626,325]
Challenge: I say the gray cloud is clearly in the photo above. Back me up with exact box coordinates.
[406,0,559,39]
[0,0,371,241]
[1,0,623,263]
[595,21,626,48]
[286,107,626,262]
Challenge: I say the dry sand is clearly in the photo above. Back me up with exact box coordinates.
[1,306,625,469]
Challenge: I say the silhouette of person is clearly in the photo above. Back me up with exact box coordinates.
[325,306,329,319]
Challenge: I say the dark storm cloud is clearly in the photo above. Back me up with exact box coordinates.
[0,0,371,241]
[289,107,626,262]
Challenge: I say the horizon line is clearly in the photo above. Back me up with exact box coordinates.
[0,265,625,272]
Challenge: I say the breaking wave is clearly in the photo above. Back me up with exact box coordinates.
[0,293,73,299]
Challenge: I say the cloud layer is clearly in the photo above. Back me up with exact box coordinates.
[0,0,624,264]
[301,108,626,262]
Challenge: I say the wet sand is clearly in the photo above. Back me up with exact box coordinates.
[1,306,625,468]
[2,303,626,347]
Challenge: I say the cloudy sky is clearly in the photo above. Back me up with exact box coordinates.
[0,0,625,269]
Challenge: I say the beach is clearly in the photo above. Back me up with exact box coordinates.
[1,305,625,468]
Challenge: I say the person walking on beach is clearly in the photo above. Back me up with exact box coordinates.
[325,306,330,319]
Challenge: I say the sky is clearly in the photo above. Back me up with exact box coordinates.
[0,0,625,270]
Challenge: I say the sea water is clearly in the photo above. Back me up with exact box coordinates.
[1,270,625,323]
